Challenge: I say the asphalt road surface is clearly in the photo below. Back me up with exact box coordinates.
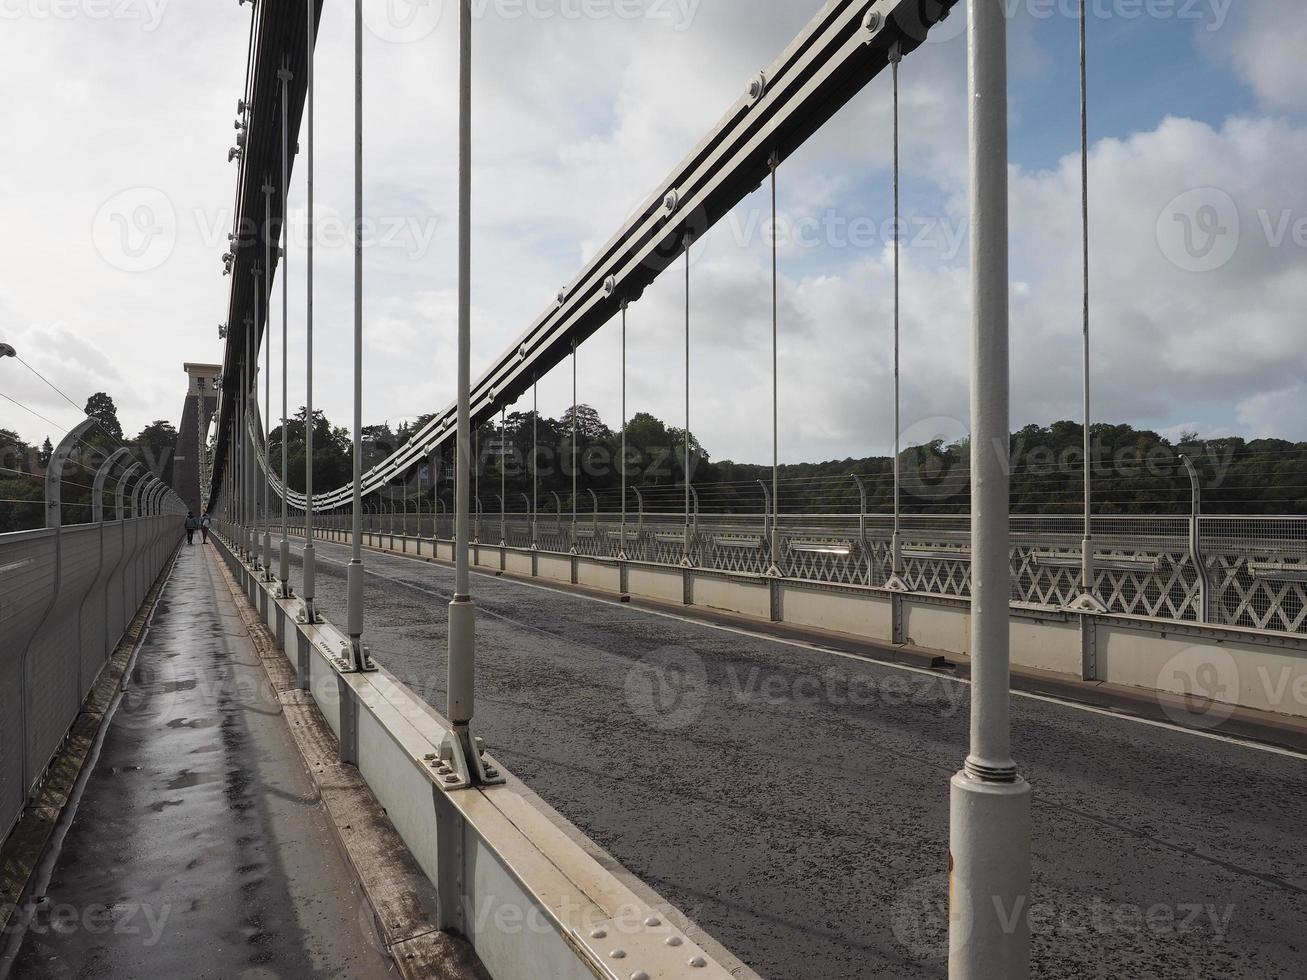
[289,537,1307,980]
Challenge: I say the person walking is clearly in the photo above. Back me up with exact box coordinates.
[200,510,212,544]
[185,511,198,545]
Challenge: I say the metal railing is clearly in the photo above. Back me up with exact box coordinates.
[1,419,186,842]
[291,506,1307,637]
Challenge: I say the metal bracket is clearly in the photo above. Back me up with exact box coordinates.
[884,574,911,593]
[337,638,379,674]
[1066,593,1108,614]
[431,730,505,791]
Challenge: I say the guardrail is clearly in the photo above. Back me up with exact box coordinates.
[211,526,742,980]
[288,509,1307,637]
[278,521,1307,724]
[1,418,186,841]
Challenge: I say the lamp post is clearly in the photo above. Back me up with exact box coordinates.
[949,3,1032,977]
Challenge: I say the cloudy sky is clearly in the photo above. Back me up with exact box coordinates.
[1,0,1304,468]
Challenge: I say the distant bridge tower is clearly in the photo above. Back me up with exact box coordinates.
[176,363,222,514]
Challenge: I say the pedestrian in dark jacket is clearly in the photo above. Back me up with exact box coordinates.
[185,512,198,545]
[200,511,211,544]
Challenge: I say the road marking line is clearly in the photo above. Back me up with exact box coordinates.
[291,538,1307,760]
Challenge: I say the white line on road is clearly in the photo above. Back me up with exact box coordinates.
[290,538,1307,761]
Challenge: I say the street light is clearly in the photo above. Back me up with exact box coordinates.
[0,343,15,359]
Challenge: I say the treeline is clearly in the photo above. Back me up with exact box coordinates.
[0,393,179,533]
[268,409,1307,517]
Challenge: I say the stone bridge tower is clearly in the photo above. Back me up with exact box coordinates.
[175,363,222,514]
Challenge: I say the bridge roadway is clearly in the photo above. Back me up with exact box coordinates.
[288,536,1307,980]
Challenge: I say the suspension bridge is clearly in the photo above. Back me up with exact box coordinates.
[3,2,1306,979]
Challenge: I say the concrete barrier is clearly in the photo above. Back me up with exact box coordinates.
[213,531,740,980]
[292,528,1307,723]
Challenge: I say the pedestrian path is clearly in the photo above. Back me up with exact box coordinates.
[4,542,396,980]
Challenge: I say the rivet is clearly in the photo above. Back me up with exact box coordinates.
[609,949,626,960]
[644,916,661,927]
[665,936,683,947]
[631,973,650,980]
[590,928,607,940]
[689,957,707,968]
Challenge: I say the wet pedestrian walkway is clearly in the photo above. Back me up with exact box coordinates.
[3,541,396,980]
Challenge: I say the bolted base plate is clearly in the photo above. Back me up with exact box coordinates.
[430,727,506,791]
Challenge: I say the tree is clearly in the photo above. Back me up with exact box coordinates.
[38,437,53,468]
[83,392,123,444]
[266,407,351,494]
[134,420,178,485]
[0,429,41,532]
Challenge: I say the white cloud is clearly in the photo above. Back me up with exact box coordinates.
[2,0,1304,480]
[1223,0,1307,111]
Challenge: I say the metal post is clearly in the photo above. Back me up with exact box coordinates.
[280,44,296,597]
[500,406,507,545]
[758,479,770,544]
[1077,0,1099,607]
[344,0,370,672]
[93,448,130,524]
[263,165,277,582]
[532,375,539,549]
[852,473,870,586]
[619,301,628,559]
[244,310,255,563]
[570,340,577,552]
[445,0,495,788]
[949,4,1031,978]
[768,152,782,575]
[683,239,692,566]
[1180,455,1209,623]
[302,0,318,623]
[888,41,907,590]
